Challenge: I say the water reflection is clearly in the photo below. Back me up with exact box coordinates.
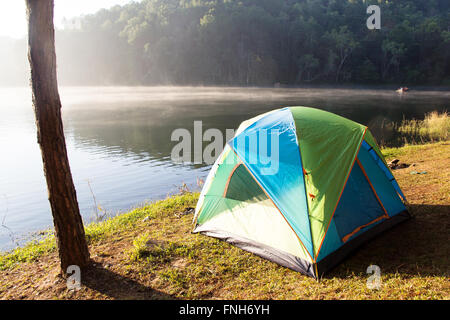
[0,86,448,250]
[62,87,449,160]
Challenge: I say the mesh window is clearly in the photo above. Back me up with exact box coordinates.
[224,164,267,203]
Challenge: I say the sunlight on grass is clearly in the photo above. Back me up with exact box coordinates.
[376,111,449,147]
[0,192,199,270]
[1,143,448,299]
[0,234,55,270]
[397,111,449,145]
[129,232,152,261]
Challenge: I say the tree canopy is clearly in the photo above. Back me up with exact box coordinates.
[4,0,450,86]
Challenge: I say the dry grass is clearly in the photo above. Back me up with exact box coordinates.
[0,142,449,300]
[379,111,450,147]
[398,111,449,142]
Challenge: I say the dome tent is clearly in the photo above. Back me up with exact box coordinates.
[193,107,410,279]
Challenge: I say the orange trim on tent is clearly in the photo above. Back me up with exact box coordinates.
[314,262,319,279]
[314,127,367,262]
[293,121,315,263]
[341,215,387,243]
[229,146,315,263]
[222,162,241,198]
[356,157,389,217]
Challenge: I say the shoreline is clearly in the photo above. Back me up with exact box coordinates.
[0,141,448,299]
[2,84,450,91]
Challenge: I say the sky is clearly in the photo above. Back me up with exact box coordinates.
[0,0,134,39]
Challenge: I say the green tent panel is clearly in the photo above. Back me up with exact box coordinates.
[193,107,410,279]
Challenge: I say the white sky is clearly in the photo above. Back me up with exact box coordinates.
[0,0,133,39]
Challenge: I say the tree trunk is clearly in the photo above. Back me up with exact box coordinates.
[26,0,90,273]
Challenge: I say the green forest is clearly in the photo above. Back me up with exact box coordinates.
[3,0,450,86]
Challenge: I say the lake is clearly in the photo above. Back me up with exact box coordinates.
[0,86,448,251]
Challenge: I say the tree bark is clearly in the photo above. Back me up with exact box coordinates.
[26,0,90,273]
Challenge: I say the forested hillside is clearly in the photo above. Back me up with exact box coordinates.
[2,0,450,86]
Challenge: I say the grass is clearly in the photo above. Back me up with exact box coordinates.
[379,111,449,147]
[0,193,197,270]
[398,111,449,142]
[0,142,448,300]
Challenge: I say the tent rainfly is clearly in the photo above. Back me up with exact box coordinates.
[193,107,410,279]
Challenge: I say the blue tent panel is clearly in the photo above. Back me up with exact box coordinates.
[317,160,386,261]
[229,107,313,257]
[361,141,406,200]
[357,145,406,216]
[333,161,386,241]
[316,218,341,262]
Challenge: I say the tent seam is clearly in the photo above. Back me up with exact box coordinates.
[222,162,242,198]
[289,108,316,263]
[314,126,368,261]
[228,143,315,263]
[362,141,407,201]
[341,215,387,243]
[355,157,389,218]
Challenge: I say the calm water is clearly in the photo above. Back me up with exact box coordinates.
[0,86,448,250]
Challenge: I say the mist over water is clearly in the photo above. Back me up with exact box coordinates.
[0,86,448,251]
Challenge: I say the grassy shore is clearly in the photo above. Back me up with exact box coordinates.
[378,111,449,147]
[0,141,449,300]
